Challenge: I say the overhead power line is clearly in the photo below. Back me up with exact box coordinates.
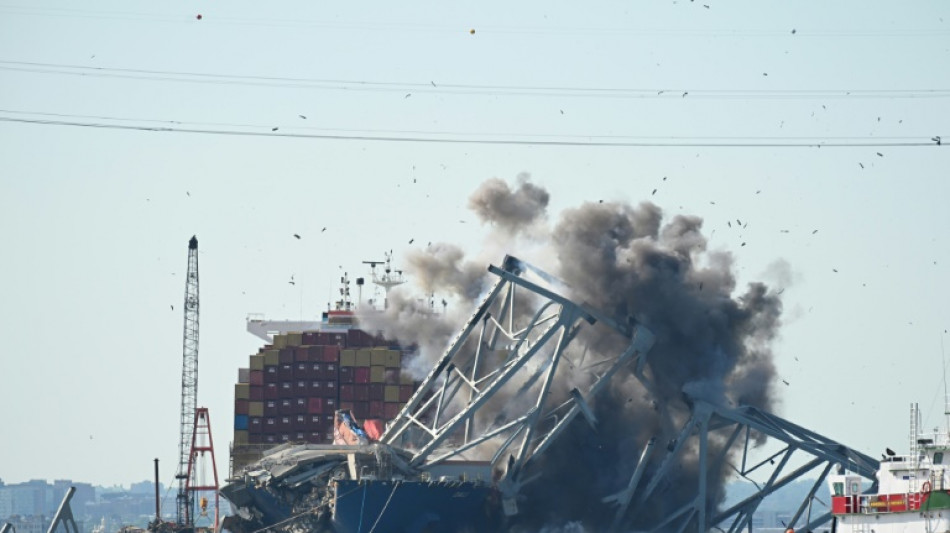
[1,60,948,100]
[0,113,943,148]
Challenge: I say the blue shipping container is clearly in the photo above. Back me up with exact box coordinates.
[234,414,249,430]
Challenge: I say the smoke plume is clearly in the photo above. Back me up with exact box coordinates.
[358,175,784,530]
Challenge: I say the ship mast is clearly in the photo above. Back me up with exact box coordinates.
[363,251,406,310]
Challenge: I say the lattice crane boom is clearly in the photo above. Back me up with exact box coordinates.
[176,236,200,526]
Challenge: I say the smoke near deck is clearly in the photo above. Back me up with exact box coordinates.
[358,174,783,530]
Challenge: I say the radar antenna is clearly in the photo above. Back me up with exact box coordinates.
[363,251,406,310]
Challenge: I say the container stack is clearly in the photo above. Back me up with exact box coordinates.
[233,328,418,449]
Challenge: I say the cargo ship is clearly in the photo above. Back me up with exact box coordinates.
[222,263,504,532]
[221,255,657,533]
[829,403,950,532]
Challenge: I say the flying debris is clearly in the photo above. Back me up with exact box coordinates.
[170,305,174,311]
[876,152,884,157]
[321,227,327,232]
[288,280,295,286]
[741,242,746,247]
[727,221,732,228]
[272,127,279,132]
[933,136,942,145]
[652,188,657,195]
[405,93,412,98]
[469,28,476,34]
[294,234,301,239]
[859,163,864,169]
[812,229,818,234]
[833,269,838,273]
[196,14,202,20]
[430,81,436,87]
[782,380,790,386]
[791,28,797,34]
[186,191,190,197]
[298,115,307,119]
[682,91,689,97]
[409,238,414,244]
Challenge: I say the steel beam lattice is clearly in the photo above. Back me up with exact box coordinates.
[381,255,656,515]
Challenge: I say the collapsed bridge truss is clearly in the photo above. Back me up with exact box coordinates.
[379,255,879,531]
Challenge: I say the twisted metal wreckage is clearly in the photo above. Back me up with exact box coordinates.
[218,255,878,533]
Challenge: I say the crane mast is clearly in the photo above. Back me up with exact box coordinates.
[176,236,200,526]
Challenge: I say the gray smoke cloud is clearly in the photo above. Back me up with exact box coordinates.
[357,175,784,530]
[468,173,549,234]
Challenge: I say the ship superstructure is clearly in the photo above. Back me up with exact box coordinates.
[829,403,950,532]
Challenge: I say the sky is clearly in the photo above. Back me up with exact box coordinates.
[1,0,948,497]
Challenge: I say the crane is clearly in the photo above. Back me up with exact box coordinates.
[176,236,200,527]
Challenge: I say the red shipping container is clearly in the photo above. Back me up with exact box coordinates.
[353,384,370,402]
[308,345,323,360]
[235,399,249,415]
[347,329,368,347]
[339,401,355,412]
[340,384,354,401]
[369,383,385,401]
[324,363,338,380]
[384,402,401,419]
[249,386,264,401]
[264,400,278,416]
[250,370,264,386]
[368,401,384,418]
[354,367,370,384]
[312,362,323,377]
[294,397,308,414]
[264,383,278,399]
[399,385,413,403]
[294,346,310,362]
[278,348,294,364]
[302,332,317,345]
[320,380,335,398]
[294,363,310,379]
[264,366,278,383]
[325,398,337,412]
[322,345,341,363]
[339,366,355,384]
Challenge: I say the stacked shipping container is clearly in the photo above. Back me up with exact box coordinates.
[233,328,417,449]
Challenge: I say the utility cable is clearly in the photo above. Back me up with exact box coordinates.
[1,60,948,100]
[0,115,944,148]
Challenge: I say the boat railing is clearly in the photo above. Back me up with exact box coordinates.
[833,492,924,515]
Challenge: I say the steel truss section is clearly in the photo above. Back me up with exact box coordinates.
[381,255,655,514]
[46,487,79,533]
[608,399,879,532]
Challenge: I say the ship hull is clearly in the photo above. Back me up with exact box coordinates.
[835,512,950,533]
[330,479,498,533]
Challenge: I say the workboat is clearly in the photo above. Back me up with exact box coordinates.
[829,403,950,532]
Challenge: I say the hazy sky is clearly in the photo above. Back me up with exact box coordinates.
[1,0,948,496]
